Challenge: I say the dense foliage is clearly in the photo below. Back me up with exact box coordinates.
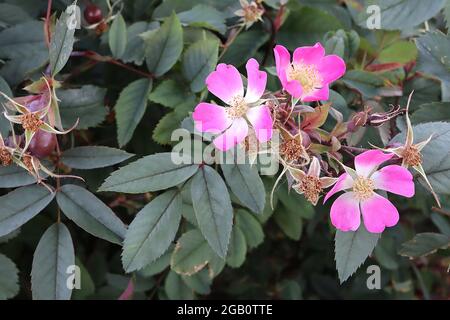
[0,0,449,300]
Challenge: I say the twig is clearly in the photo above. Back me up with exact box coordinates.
[431,206,450,217]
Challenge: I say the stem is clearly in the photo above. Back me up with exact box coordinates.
[218,25,244,61]
[45,0,53,48]
[431,206,450,217]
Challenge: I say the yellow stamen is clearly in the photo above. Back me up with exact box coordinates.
[401,145,422,167]
[287,63,322,95]
[226,95,248,119]
[352,176,375,201]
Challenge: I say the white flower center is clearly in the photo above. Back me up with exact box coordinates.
[226,95,248,119]
[287,63,322,95]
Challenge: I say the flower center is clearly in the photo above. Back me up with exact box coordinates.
[287,63,322,95]
[352,176,375,201]
[242,2,263,23]
[23,154,39,172]
[0,148,12,166]
[226,95,248,119]
[401,145,422,167]
[21,113,43,132]
[297,175,322,205]
[280,138,306,163]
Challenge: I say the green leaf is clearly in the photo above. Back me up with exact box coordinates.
[334,224,380,284]
[109,14,127,59]
[178,5,227,35]
[221,155,266,214]
[138,244,174,277]
[0,254,19,300]
[221,30,270,67]
[0,75,12,136]
[182,38,219,92]
[49,7,76,76]
[226,226,247,268]
[235,209,264,249]
[170,229,216,275]
[277,186,314,219]
[181,269,211,295]
[122,190,182,272]
[57,184,127,245]
[148,79,195,108]
[379,41,417,64]
[71,257,95,300]
[0,3,32,27]
[445,0,450,30]
[164,271,194,300]
[416,31,450,99]
[431,213,450,236]
[0,21,47,84]
[152,110,187,145]
[99,153,198,193]
[347,0,445,30]
[58,85,108,130]
[145,12,183,77]
[0,164,40,188]
[31,223,75,300]
[411,102,450,123]
[277,7,342,50]
[115,78,153,147]
[61,146,133,169]
[122,21,159,65]
[191,166,233,258]
[273,205,303,241]
[342,70,385,98]
[399,233,450,258]
[0,185,54,237]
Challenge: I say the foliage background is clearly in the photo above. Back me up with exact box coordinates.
[0,0,449,300]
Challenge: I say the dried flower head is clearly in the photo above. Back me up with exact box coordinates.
[235,0,264,29]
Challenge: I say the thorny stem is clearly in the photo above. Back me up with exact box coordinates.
[71,51,155,79]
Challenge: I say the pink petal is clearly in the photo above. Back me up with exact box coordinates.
[206,63,244,104]
[213,118,248,151]
[284,80,303,98]
[274,45,291,80]
[330,192,361,232]
[361,193,399,233]
[317,55,346,84]
[301,85,329,102]
[354,150,394,177]
[245,58,267,103]
[372,165,415,198]
[193,102,232,133]
[293,43,325,65]
[324,173,353,203]
[246,105,273,143]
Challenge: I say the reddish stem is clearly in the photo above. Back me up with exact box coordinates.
[45,0,53,47]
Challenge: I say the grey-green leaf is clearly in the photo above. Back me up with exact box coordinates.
[122,190,182,272]
[115,78,153,147]
[399,233,450,258]
[31,223,75,300]
[57,184,127,245]
[109,14,127,59]
[164,271,194,300]
[235,209,264,249]
[0,185,54,237]
[334,224,381,284]
[145,12,183,77]
[49,7,76,76]
[61,146,133,169]
[226,226,247,268]
[99,153,198,193]
[0,254,19,300]
[0,164,39,188]
[221,156,265,214]
[191,166,233,258]
[182,38,219,92]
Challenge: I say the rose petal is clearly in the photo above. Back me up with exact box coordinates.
[330,192,361,232]
[361,193,399,233]
[324,173,353,203]
[317,54,346,84]
[206,63,244,104]
[245,58,267,103]
[354,150,394,177]
[274,45,291,81]
[293,43,325,65]
[193,102,232,133]
[213,118,248,151]
[301,85,329,102]
[245,105,273,143]
[372,165,415,198]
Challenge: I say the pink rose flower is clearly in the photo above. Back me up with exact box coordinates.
[193,59,273,151]
[324,150,415,233]
[273,43,346,101]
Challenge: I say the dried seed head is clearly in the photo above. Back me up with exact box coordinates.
[296,175,322,205]
[352,176,375,201]
[280,138,306,162]
[236,1,264,25]
[402,145,422,167]
[21,113,43,132]
[0,148,12,166]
